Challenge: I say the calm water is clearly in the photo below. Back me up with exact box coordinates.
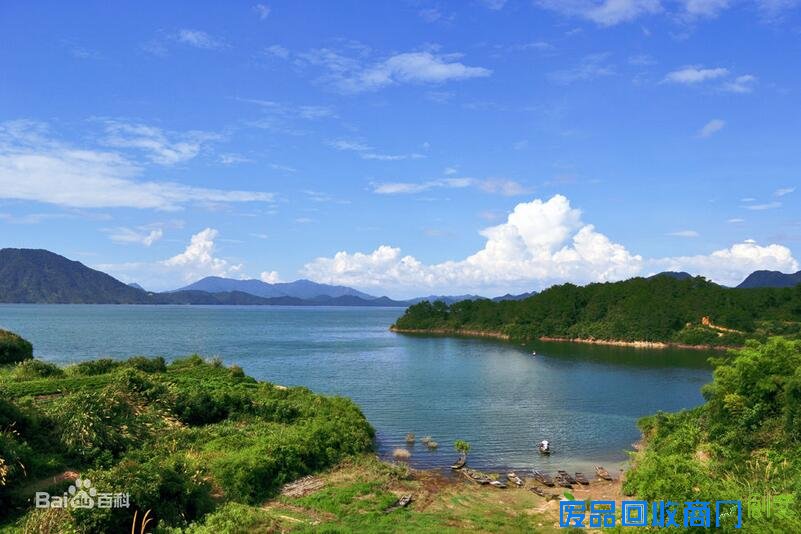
[0,304,713,473]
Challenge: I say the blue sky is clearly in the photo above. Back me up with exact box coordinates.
[1,0,799,297]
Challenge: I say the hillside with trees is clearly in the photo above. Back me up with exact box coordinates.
[392,275,801,346]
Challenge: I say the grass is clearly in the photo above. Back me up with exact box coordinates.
[193,455,563,534]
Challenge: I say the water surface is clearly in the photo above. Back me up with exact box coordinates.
[0,304,712,473]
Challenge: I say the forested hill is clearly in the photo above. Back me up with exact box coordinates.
[0,248,149,304]
[392,275,801,346]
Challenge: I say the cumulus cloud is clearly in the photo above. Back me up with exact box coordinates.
[162,228,242,281]
[98,228,244,289]
[0,120,273,210]
[302,195,643,295]
[651,240,799,286]
[301,194,798,296]
[260,270,281,283]
[698,119,726,138]
[537,0,661,26]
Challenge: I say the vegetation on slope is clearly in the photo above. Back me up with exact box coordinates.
[625,337,801,531]
[0,330,33,365]
[393,275,801,346]
[0,341,373,532]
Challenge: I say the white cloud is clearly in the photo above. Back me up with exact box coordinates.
[775,187,795,197]
[103,121,217,165]
[162,228,242,281]
[663,66,729,84]
[106,227,163,246]
[298,49,490,93]
[260,270,281,283]
[254,4,271,19]
[98,228,244,289]
[727,218,745,223]
[0,120,274,210]
[745,201,782,210]
[302,195,643,295]
[301,194,799,296]
[652,241,799,286]
[537,0,661,26]
[371,177,528,196]
[681,0,731,17]
[667,230,700,237]
[698,119,726,138]
[723,74,758,93]
[326,139,371,152]
[176,29,225,50]
[360,152,425,161]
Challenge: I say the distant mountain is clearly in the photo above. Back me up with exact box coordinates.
[405,294,486,305]
[649,271,694,281]
[177,276,375,300]
[128,282,146,291]
[737,270,801,289]
[0,248,149,304]
[0,249,407,306]
[492,291,537,302]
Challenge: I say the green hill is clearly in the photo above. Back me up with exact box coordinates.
[0,346,373,531]
[392,275,801,346]
[0,248,149,304]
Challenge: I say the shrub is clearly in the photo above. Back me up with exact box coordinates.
[66,358,121,376]
[124,355,166,373]
[12,359,65,381]
[0,330,33,365]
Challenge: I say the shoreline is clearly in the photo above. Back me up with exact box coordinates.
[390,326,735,351]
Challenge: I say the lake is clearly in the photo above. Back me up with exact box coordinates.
[0,304,713,473]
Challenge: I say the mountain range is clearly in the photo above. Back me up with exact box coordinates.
[0,248,798,306]
[178,276,375,300]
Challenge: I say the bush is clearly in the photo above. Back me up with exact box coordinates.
[12,359,65,381]
[66,358,121,376]
[124,356,166,373]
[0,330,33,364]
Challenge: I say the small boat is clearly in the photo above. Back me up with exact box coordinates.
[554,473,573,489]
[450,457,466,470]
[530,486,545,497]
[463,469,490,485]
[574,472,590,485]
[532,470,555,487]
[489,480,507,489]
[384,494,413,512]
[595,465,613,481]
[557,470,577,485]
[507,472,524,487]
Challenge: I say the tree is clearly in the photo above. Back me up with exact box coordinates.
[454,439,470,460]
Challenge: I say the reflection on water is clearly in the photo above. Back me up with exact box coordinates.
[0,304,713,472]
